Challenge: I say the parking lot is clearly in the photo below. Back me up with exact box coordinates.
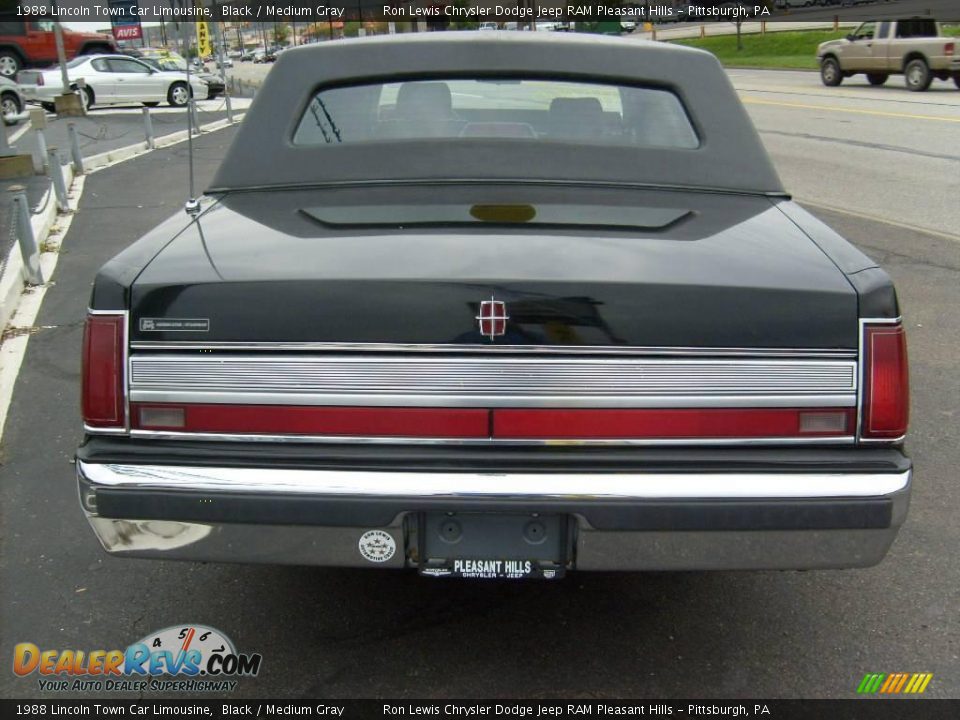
[5,95,250,170]
[0,55,958,699]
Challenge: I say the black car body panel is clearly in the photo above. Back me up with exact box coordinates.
[78,33,911,574]
[121,188,859,348]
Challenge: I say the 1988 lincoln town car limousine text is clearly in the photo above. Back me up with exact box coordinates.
[76,32,910,579]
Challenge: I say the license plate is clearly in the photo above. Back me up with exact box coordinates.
[421,559,564,580]
[419,513,568,580]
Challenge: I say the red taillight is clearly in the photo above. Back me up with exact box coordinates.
[861,323,909,440]
[494,408,854,439]
[130,404,855,440]
[82,314,125,429]
[945,42,955,56]
[132,404,488,438]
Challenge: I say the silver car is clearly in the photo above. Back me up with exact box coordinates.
[1,74,24,125]
[17,54,207,111]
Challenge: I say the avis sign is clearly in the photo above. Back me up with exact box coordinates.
[108,0,142,42]
[113,26,142,41]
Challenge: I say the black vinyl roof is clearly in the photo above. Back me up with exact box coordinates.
[210,32,783,195]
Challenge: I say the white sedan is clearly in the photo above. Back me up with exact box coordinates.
[18,54,208,111]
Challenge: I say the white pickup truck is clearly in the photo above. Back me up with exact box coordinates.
[817,18,960,91]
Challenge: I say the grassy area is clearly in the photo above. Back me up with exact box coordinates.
[673,26,960,70]
[671,29,851,70]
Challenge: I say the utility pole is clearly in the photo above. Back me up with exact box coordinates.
[49,1,69,94]
[209,7,233,123]
[52,22,70,94]
[169,0,185,58]
[50,0,83,116]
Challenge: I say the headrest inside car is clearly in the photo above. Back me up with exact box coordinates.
[548,97,605,139]
[396,82,456,120]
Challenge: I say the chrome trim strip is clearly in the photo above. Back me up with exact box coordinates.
[129,392,857,409]
[128,355,857,408]
[856,317,903,444]
[859,435,907,445]
[129,341,857,359]
[78,460,911,500]
[207,177,791,199]
[85,425,130,436]
[127,430,857,446]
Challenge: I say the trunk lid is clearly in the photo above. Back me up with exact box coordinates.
[129,186,857,349]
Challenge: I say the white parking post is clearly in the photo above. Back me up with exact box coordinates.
[0,122,12,158]
[47,148,70,212]
[67,122,84,174]
[142,106,155,149]
[36,128,48,171]
[10,188,44,285]
[211,20,234,124]
[30,108,49,171]
[189,99,201,135]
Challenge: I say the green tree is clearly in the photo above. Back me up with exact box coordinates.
[272,24,290,46]
[448,0,480,30]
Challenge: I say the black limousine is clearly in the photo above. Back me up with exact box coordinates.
[77,33,910,578]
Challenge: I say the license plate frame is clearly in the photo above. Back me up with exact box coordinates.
[418,512,568,580]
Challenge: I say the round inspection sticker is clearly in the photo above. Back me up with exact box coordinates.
[358,530,396,563]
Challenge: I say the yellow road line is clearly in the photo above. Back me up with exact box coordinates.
[795,199,960,244]
[742,96,960,123]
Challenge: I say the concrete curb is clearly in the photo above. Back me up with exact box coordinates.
[0,113,242,333]
[83,113,245,173]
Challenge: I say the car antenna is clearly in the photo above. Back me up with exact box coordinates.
[183,11,200,217]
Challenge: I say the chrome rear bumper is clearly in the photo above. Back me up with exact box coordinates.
[77,460,910,572]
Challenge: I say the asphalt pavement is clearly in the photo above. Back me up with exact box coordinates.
[731,67,960,240]
[0,65,958,701]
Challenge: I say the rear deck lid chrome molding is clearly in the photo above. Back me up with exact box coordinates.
[128,355,857,409]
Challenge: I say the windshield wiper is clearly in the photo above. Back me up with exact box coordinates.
[309,97,342,144]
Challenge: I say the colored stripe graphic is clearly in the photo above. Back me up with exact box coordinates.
[857,673,885,693]
[892,673,909,693]
[858,673,932,694]
[911,674,933,694]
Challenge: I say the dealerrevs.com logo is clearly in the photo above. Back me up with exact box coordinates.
[13,624,261,693]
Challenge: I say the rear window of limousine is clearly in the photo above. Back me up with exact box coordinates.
[291,77,700,150]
